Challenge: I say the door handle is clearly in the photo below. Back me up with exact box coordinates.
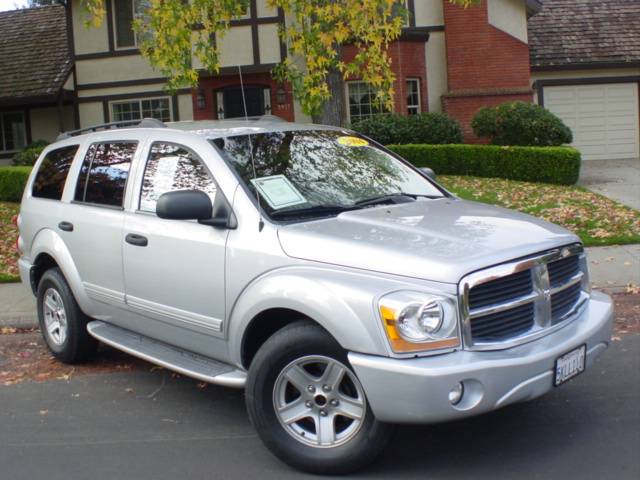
[125,233,148,247]
[58,221,74,232]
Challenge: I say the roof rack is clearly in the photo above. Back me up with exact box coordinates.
[56,118,166,141]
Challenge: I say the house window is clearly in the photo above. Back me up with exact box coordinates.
[406,78,421,115]
[0,111,26,152]
[347,82,388,123]
[110,97,172,123]
[113,0,150,49]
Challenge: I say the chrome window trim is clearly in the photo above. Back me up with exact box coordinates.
[459,244,589,351]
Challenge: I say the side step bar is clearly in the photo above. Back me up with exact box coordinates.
[87,321,246,388]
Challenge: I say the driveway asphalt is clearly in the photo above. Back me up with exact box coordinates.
[0,334,638,480]
[580,159,640,210]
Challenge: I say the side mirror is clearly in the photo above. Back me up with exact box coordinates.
[419,167,436,180]
[156,190,237,229]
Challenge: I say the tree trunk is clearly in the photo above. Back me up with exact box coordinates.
[312,67,346,127]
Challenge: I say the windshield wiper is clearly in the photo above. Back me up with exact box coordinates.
[354,193,443,207]
[270,204,352,220]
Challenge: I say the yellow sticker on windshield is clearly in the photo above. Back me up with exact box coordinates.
[337,136,369,147]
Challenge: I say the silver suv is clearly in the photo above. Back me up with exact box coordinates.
[18,117,613,474]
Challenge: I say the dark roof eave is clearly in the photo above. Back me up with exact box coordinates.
[525,0,543,15]
[0,89,75,108]
[531,60,640,72]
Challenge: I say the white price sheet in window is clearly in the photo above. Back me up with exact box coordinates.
[250,175,307,210]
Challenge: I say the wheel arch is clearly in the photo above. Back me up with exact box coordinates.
[29,228,92,313]
[228,268,389,369]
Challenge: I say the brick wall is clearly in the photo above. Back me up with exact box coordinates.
[342,39,428,116]
[442,0,532,141]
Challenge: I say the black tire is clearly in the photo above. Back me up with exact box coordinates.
[37,267,98,364]
[245,320,394,475]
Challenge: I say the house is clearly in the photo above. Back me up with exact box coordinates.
[0,5,76,160]
[1,0,542,162]
[529,0,640,161]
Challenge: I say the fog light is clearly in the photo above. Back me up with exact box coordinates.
[448,382,464,405]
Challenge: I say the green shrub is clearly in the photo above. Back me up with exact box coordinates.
[0,166,32,202]
[388,144,581,185]
[471,101,573,146]
[12,139,49,166]
[351,113,463,145]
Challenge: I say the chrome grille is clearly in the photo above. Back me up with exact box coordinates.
[548,255,580,287]
[468,270,533,309]
[461,244,589,350]
[551,282,582,324]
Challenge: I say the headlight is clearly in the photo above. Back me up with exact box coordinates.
[379,291,460,353]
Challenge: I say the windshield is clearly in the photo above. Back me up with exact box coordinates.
[212,130,444,219]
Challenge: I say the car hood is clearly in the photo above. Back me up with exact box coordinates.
[277,198,579,284]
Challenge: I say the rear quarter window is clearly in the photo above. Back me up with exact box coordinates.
[31,145,79,200]
[74,142,137,207]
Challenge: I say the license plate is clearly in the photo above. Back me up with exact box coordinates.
[554,344,586,386]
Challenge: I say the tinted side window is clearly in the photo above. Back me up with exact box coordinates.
[32,145,79,200]
[75,142,137,207]
[139,142,217,213]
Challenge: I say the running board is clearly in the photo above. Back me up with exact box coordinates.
[87,321,246,388]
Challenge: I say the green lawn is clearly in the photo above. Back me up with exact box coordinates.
[439,175,640,247]
[1,178,639,282]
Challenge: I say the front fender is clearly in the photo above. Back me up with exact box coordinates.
[227,266,422,367]
[29,228,92,313]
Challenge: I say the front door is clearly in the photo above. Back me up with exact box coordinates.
[122,141,229,356]
[218,86,270,118]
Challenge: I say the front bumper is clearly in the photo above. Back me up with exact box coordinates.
[349,291,613,424]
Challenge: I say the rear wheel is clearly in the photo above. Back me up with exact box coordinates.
[245,321,394,474]
[37,268,97,363]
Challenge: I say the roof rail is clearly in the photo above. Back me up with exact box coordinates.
[56,117,166,141]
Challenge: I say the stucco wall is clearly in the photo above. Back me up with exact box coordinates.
[425,31,448,112]
[79,102,105,126]
[414,0,444,26]
[487,0,528,44]
[177,93,194,121]
[76,55,162,85]
[72,0,109,55]
[30,106,75,141]
[218,26,254,67]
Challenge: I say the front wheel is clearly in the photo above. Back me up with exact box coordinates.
[245,321,394,475]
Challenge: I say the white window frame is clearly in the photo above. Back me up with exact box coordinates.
[345,81,390,124]
[109,96,173,123]
[0,110,26,153]
[406,78,421,115]
[112,0,149,50]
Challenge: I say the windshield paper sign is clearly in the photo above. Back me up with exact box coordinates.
[250,175,308,210]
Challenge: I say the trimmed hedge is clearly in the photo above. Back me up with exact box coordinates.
[388,144,581,185]
[351,113,463,145]
[12,140,49,166]
[0,166,32,202]
[472,101,573,146]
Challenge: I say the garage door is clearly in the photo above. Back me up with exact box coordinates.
[544,83,639,160]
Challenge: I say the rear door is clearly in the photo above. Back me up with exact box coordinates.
[60,137,139,321]
[122,140,229,354]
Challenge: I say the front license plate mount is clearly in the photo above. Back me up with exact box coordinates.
[554,344,587,387]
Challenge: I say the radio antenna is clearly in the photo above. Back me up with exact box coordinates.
[238,64,264,232]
